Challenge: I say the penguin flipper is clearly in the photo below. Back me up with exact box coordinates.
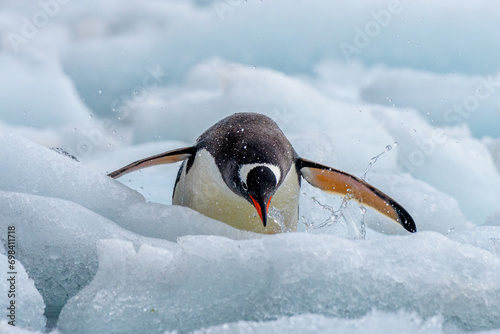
[297,158,416,233]
[108,147,195,179]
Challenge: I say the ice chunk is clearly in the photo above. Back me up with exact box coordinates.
[118,202,259,242]
[58,233,500,333]
[0,55,90,129]
[0,55,125,155]
[360,67,500,138]
[84,140,189,205]
[0,253,46,332]
[0,131,145,222]
[374,108,500,224]
[189,311,444,334]
[129,60,393,148]
[0,191,176,322]
[448,226,500,258]
[362,174,473,235]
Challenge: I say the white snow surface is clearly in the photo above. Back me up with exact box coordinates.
[58,234,500,333]
[1,0,500,333]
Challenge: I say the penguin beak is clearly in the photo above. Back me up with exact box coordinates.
[249,195,272,227]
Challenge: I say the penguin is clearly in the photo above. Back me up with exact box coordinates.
[108,112,416,234]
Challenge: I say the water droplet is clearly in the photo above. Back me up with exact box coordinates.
[98,89,102,94]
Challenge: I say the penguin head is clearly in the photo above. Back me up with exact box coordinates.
[194,113,297,228]
[237,163,281,227]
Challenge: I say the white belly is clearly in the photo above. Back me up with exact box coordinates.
[173,149,300,234]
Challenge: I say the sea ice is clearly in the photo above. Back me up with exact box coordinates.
[0,131,145,222]
[58,232,500,333]
[374,108,500,224]
[0,191,176,321]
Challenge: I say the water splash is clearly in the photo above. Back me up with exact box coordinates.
[301,143,397,239]
[268,206,291,233]
[362,144,395,181]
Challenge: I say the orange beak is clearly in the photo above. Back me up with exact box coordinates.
[249,195,272,227]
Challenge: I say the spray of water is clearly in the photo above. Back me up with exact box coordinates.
[269,206,292,233]
[301,143,397,239]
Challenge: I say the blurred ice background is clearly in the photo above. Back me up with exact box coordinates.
[0,0,500,333]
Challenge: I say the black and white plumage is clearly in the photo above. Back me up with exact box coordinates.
[108,113,416,234]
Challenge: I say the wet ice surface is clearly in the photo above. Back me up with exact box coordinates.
[1,0,500,333]
[57,234,500,334]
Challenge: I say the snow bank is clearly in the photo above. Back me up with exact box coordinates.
[0,131,145,222]
[0,191,176,320]
[118,202,258,242]
[129,60,393,147]
[360,67,500,138]
[375,109,500,224]
[58,233,500,333]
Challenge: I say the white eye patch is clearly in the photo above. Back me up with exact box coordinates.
[239,163,281,188]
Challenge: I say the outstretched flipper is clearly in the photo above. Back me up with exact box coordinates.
[297,158,416,233]
[107,147,195,179]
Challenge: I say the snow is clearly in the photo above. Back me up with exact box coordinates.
[1,0,500,333]
[0,190,174,323]
[58,234,500,333]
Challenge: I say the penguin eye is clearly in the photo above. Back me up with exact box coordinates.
[241,181,248,191]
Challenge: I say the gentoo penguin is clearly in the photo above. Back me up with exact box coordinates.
[108,113,416,234]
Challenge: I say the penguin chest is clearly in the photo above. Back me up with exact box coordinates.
[172,149,300,234]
